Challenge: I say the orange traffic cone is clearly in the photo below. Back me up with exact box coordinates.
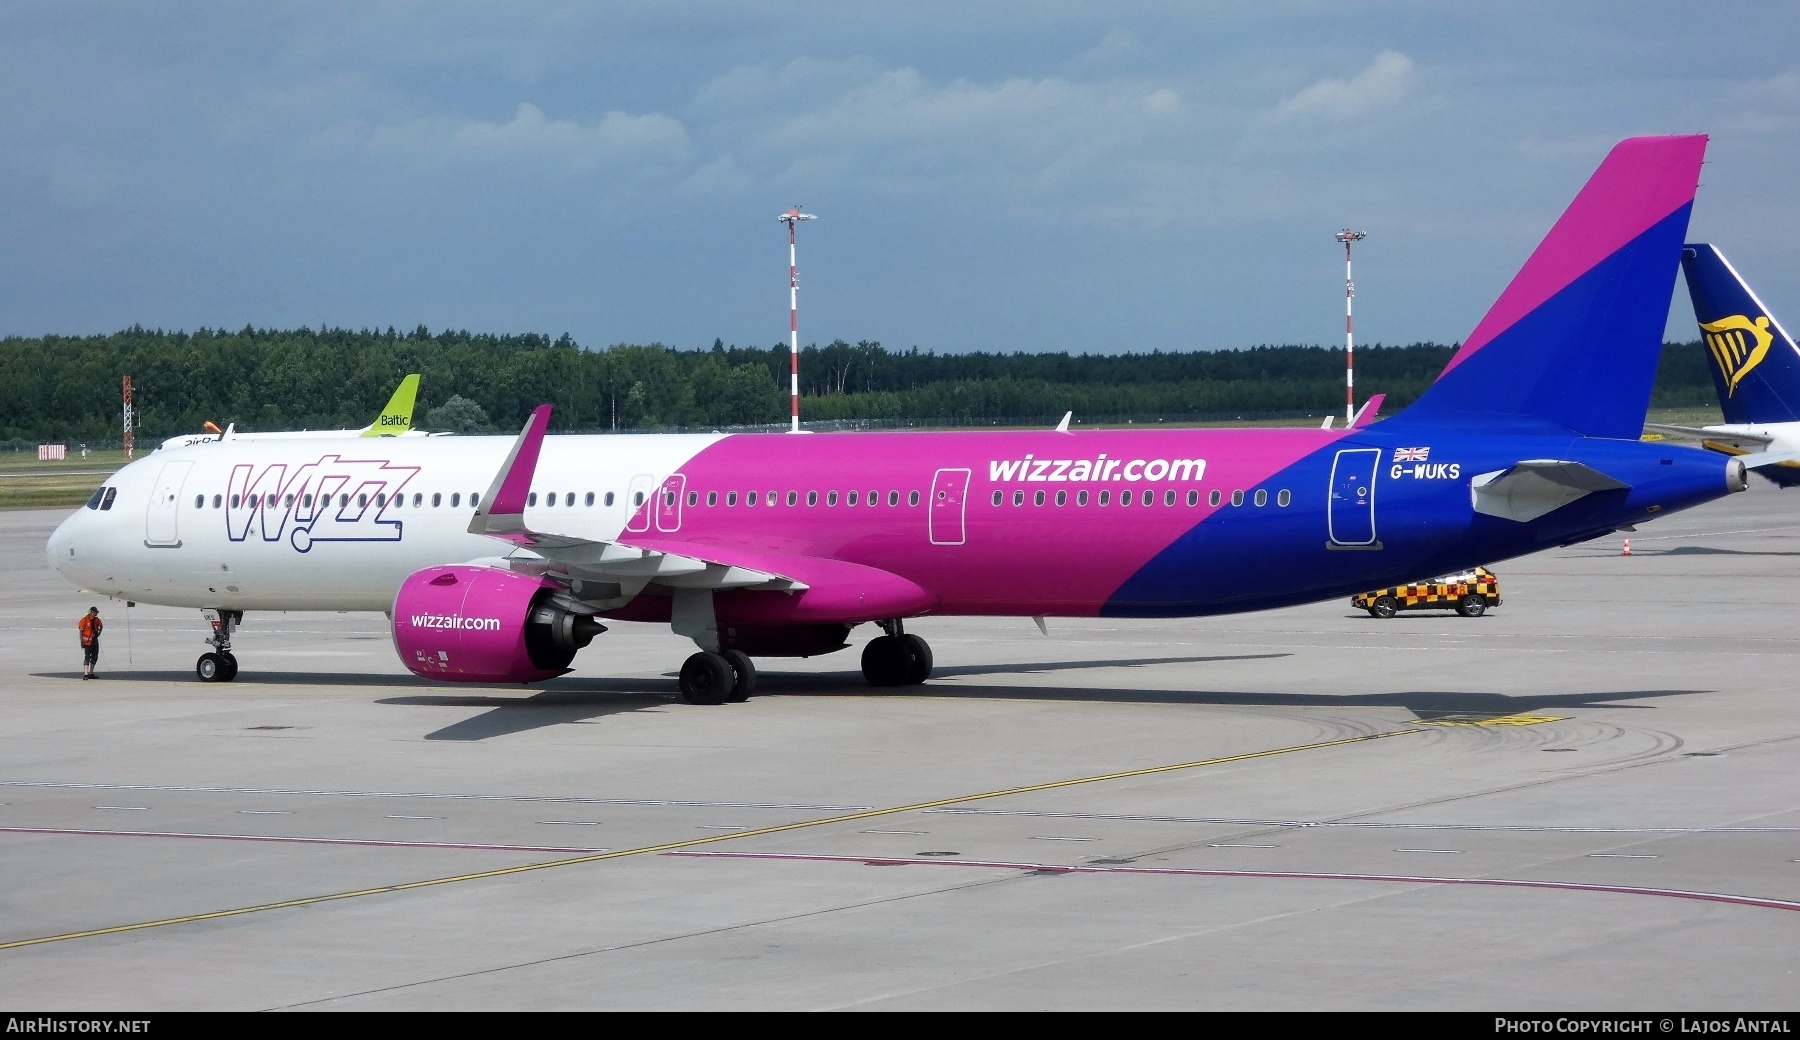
[1621,537,1632,556]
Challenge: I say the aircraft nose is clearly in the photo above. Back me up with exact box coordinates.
[47,513,77,576]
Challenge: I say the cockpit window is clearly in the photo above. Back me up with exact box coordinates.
[100,487,117,511]
[86,488,106,510]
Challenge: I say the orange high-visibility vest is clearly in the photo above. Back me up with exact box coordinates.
[78,615,102,646]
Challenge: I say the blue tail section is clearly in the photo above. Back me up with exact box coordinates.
[1397,136,1706,439]
[1681,243,1800,424]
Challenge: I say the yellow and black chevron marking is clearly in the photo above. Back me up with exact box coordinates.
[1352,568,1499,609]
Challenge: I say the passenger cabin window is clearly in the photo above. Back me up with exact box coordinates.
[451,493,461,507]
[1187,490,1199,506]
[826,491,837,506]
[585,492,595,506]
[786,491,798,506]
[214,494,223,508]
[807,491,818,507]
[471,493,480,507]
[687,491,698,507]
[1164,490,1176,506]
[887,491,899,507]
[1277,489,1291,507]
[993,490,1004,506]
[909,491,920,507]
[1231,490,1244,507]
[194,494,204,509]
[231,495,241,508]
[413,493,423,507]
[1056,490,1066,506]
[726,491,737,506]
[1254,489,1268,507]
[1033,490,1046,506]
[633,491,644,507]
[707,491,718,506]
[1077,490,1088,506]
[1099,490,1110,505]
[848,491,858,505]
[1209,490,1222,507]
[604,492,614,506]
[1012,490,1024,506]
[432,493,441,507]
[529,492,539,507]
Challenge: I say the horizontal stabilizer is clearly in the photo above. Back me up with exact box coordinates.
[1734,449,1800,470]
[1470,460,1630,523]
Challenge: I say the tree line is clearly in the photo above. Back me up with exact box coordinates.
[0,324,1721,443]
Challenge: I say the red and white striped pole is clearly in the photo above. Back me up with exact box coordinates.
[1336,229,1366,426]
[779,206,815,433]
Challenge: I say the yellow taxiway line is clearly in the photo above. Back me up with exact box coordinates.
[0,727,1422,952]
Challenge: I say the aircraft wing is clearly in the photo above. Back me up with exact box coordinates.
[466,406,939,622]
[464,404,802,593]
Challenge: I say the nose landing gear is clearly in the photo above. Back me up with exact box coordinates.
[197,608,242,682]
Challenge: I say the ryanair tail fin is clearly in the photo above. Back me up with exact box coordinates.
[360,374,420,437]
[1397,136,1706,438]
[1681,244,1800,424]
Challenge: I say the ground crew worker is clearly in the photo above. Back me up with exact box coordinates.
[78,606,103,679]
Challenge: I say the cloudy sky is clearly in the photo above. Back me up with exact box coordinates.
[4,1,1799,353]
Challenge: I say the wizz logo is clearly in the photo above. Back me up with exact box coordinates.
[226,456,420,553]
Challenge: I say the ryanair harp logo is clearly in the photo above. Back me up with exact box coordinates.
[1701,314,1774,397]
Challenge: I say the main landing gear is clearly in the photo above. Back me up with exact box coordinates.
[679,649,756,705]
[861,619,932,688]
[196,608,242,683]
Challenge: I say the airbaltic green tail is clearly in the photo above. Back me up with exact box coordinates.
[361,374,420,437]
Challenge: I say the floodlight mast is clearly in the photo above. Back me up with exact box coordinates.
[1336,229,1367,425]
[779,206,816,433]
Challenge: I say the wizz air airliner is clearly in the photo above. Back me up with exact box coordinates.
[47,136,1788,703]
[1644,244,1800,485]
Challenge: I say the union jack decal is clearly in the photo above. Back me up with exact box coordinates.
[1393,447,1430,462]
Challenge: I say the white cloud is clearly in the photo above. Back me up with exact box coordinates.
[1274,51,1414,121]
[451,103,690,168]
[1143,88,1180,114]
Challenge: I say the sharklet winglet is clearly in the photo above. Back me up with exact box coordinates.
[1349,393,1386,429]
[468,404,551,543]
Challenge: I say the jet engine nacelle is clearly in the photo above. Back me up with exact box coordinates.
[392,565,604,683]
